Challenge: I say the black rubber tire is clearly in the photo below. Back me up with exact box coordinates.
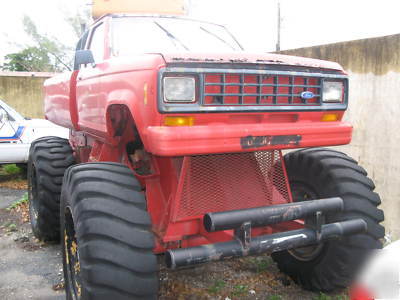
[28,136,74,241]
[60,162,158,300]
[271,148,385,292]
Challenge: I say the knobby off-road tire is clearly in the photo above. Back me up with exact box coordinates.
[272,148,385,292]
[61,162,158,300]
[28,136,74,241]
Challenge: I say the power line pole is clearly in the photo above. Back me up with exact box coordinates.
[276,1,281,52]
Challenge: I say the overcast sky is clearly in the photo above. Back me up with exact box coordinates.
[1,0,400,64]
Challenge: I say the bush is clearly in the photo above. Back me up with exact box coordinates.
[2,164,22,175]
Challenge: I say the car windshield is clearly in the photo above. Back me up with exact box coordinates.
[0,100,24,122]
[111,17,243,56]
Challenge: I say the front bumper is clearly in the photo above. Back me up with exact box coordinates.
[145,121,352,156]
[166,197,366,269]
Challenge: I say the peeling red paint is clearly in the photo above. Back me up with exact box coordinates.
[162,52,344,71]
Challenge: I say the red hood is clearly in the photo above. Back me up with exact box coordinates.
[161,52,344,72]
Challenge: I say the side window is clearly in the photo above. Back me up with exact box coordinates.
[0,107,7,123]
[0,107,14,122]
[89,23,105,62]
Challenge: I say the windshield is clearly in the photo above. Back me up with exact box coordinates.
[0,100,24,122]
[111,17,243,56]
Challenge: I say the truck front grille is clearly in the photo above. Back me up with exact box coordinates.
[159,67,348,113]
[203,73,321,106]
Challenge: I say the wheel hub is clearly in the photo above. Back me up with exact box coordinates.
[287,182,325,262]
[64,207,82,298]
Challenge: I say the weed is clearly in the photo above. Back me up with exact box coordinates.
[207,279,226,294]
[231,284,248,296]
[268,295,282,300]
[334,295,349,300]
[249,257,271,273]
[7,223,17,232]
[313,293,348,300]
[3,164,21,175]
[7,192,28,211]
[313,293,331,300]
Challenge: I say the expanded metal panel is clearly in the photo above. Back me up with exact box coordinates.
[175,151,291,220]
[203,73,321,106]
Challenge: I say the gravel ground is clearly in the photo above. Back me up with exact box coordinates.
[0,188,26,209]
[0,185,348,300]
[0,189,65,300]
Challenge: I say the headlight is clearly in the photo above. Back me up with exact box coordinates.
[163,77,196,103]
[322,81,343,103]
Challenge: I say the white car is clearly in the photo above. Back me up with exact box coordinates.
[0,99,69,164]
[350,240,400,300]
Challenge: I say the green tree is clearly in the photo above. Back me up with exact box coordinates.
[21,15,73,71]
[2,47,53,72]
[1,8,91,72]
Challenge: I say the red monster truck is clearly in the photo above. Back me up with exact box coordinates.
[28,15,384,299]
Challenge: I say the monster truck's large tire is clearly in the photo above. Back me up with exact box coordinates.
[271,148,385,292]
[61,162,158,300]
[28,136,74,241]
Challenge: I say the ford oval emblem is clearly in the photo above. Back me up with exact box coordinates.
[301,91,315,100]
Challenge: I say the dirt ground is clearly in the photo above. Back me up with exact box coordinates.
[0,200,65,299]
[0,172,348,300]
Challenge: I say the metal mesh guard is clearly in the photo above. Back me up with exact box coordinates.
[176,151,291,220]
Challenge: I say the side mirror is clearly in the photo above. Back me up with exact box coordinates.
[74,50,95,70]
[0,108,8,123]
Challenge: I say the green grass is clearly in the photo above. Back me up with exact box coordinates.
[6,223,17,232]
[207,279,226,294]
[2,164,22,175]
[231,284,248,296]
[268,295,282,300]
[249,257,271,273]
[313,293,349,300]
[7,192,28,211]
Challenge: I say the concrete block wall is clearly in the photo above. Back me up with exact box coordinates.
[281,34,400,240]
[0,72,54,119]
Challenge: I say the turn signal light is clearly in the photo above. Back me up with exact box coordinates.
[321,113,339,122]
[164,116,194,126]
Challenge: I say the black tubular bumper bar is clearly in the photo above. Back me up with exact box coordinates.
[166,197,368,269]
[166,219,367,269]
[204,197,344,232]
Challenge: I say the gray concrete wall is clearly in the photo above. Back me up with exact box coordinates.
[281,34,400,240]
[0,72,55,119]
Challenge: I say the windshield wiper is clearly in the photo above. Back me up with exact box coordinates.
[154,21,189,51]
[200,26,236,51]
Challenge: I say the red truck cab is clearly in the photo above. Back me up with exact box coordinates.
[44,14,351,159]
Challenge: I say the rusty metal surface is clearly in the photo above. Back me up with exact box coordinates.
[166,219,367,269]
[240,135,302,149]
[161,52,345,71]
[204,197,344,232]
